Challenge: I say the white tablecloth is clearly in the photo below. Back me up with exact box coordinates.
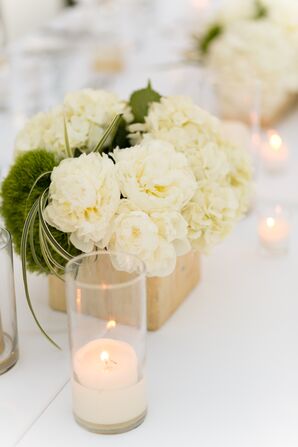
[1,2,298,446]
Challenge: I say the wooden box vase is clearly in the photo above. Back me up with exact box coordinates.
[48,252,200,331]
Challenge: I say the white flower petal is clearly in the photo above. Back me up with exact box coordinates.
[44,152,120,252]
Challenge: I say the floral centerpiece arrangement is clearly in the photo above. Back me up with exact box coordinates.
[1,84,252,344]
[192,0,298,125]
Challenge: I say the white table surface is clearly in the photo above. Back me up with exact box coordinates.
[1,2,298,446]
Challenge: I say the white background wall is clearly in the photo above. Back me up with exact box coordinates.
[1,0,65,41]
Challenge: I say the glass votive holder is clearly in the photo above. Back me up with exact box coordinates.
[260,129,289,174]
[198,70,261,129]
[65,251,147,434]
[257,204,291,255]
[0,228,18,374]
[196,69,261,178]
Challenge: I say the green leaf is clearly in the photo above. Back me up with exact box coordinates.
[92,114,123,154]
[129,81,161,123]
[73,148,82,158]
[254,0,267,19]
[199,23,223,55]
[20,199,61,349]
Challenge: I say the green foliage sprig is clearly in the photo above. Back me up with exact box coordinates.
[129,81,161,123]
[199,23,223,56]
[254,0,268,19]
[196,0,268,58]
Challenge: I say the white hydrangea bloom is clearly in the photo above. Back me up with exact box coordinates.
[15,89,133,156]
[113,138,197,212]
[44,152,120,252]
[130,96,252,252]
[264,0,298,30]
[264,0,298,54]
[216,0,256,24]
[197,0,298,123]
[208,21,298,115]
[183,185,240,251]
[206,0,298,34]
[15,106,64,155]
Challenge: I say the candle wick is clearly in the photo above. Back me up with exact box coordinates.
[101,356,117,370]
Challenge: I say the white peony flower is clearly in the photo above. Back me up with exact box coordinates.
[44,152,120,252]
[130,95,252,252]
[113,139,197,212]
[15,89,133,157]
[150,211,191,256]
[107,200,180,276]
[146,239,176,278]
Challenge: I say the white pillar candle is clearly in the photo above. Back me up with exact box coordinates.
[72,338,147,431]
[261,131,289,173]
[258,215,290,254]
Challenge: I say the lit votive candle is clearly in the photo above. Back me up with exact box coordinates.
[72,338,147,433]
[258,209,290,254]
[261,130,289,173]
[191,0,210,11]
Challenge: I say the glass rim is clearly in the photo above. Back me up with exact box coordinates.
[65,250,146,290]
[0,227,11,250]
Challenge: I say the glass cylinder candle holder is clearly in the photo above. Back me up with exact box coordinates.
[65,251,147,434]
[258,204,291,255]
[199,70,261,128]
[261,129,289,174]
[197,70,262,178]
[0,228,18,374]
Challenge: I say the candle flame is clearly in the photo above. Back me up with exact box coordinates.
[266,217,276,228]
[269,133,282,152]
[106,320,116,329]
[100,350,110,363]
[191,0,209,9]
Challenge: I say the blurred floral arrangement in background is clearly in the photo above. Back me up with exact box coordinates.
[191,0,298,125]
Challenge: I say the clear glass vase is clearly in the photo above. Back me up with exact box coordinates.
[65,250,147,434]
[197,69,261,132]
[0,227,18,374]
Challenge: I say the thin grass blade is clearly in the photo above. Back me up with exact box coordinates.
[92,114,122,153]
[20,199,61,349]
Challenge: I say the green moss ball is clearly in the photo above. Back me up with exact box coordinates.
[1,149,79,273]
